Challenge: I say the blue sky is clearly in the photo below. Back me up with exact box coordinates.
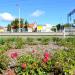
[0,0,75,26]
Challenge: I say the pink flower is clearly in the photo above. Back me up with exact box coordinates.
[45,56,49,60]
[32,50,35,53]
[44,52,49,58]
[11,52,18,59]
[21,63,26,69]
[42,51,50,63]
[43,57,48,63]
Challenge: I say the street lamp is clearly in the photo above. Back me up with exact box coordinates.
[16,4,20,32]
[19,7,20,32]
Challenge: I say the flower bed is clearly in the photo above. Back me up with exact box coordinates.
[0,37,75,75]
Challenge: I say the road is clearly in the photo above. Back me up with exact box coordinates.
[0,32,75,36]
[0,32,74,36]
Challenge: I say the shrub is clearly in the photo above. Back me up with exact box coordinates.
[15,38,25,49]
[51,49,75,75]
[26,37,37,45]
[0,45,9,54]
[52,37,61,43]
[0,54,10,73]
[40,37,50,45]
[26,37,34,42]
[16,51,52,75]
[0,38,5,45]
[37,37,42,41]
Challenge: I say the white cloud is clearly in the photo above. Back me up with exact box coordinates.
[31,10,45,17]
[0,12,15,21]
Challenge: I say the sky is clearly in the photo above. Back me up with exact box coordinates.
[0,0,75,26]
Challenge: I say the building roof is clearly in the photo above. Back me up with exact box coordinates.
[0,26,4,29]
[28,24,34,28]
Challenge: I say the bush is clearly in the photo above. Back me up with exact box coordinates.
[51,49,75,75]
[0,38,5,45]
[26,37,34,42]
[0,44,10,54]
[0,54,10,73]
[52,37,61,43]
[26,37,37,45]
[37,37,42,41]
[40,37,50,45]
[16,51,52,75]
[15,38,25,49]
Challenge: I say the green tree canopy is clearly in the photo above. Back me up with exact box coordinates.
[7,24,11,31]
[24,20,29,31]
[56,24,61,31]
[63,23,71,28]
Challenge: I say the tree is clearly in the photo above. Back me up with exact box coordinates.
[7,18,28,32]
[20,19,24,25]
[63,23,71,28]
[11,19,19,29]
[7,24,11,32]
[24,20,28,31]
[51,26,56,32]
[56,24,61,31]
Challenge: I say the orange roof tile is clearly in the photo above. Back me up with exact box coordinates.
[28,24,34,28]
[0,26,4,29]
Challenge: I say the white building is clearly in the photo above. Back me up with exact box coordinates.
[28,23,37,32]
[42,24,53,32]
[4,27,7,32]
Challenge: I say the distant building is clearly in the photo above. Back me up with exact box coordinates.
[37,25,43,32]
[0,26,5,32]
[4,27,7,32]
[28,23,37,32]
[64,27,75,32]
[11,24,25,32]
[37,24,53,32]
[44,24,53,32]
[28,24,34,32]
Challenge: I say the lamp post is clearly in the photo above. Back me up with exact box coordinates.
[19,7,20,32]
[16,4,20,32]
